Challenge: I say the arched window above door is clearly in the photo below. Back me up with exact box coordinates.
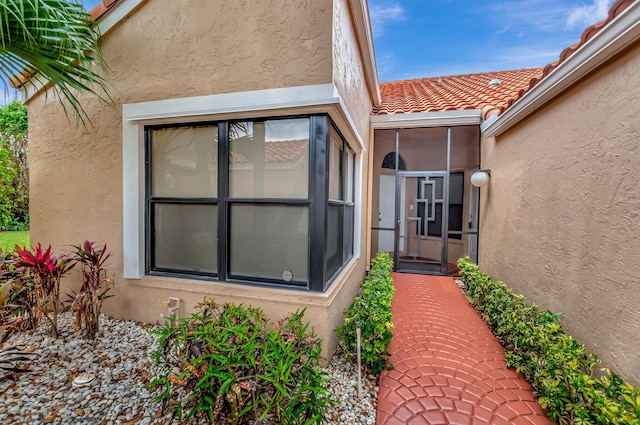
[381,152,406,170]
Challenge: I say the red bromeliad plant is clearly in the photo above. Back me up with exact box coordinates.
[69,241,114,339]
[15,243,74,338]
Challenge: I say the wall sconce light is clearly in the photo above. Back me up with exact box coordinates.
[471,169,491,187]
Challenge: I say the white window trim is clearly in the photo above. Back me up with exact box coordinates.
[371,109,482,129]
[123,83,365,279]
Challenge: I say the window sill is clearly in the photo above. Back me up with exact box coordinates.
[127,257,360,308]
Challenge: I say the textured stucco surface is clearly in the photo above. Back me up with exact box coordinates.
[27,0,370,358]
[480,40,640,384]
[332,0,372,140]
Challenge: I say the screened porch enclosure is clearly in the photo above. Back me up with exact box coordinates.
[371,126,480,275]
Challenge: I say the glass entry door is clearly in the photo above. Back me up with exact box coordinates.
[371,125,480,276]
[396,171,449,274]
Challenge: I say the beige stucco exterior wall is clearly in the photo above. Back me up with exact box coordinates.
[480,40,640,384]
[332,0,372,141]
[27,0,371,358]
[325,0,374,347]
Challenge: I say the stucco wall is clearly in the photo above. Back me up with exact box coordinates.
[27,0,367,358]
[332,0,372,140]
[325,0,373,350]
[480,40,640,384]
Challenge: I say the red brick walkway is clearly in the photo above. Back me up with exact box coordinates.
[376,273,554,425]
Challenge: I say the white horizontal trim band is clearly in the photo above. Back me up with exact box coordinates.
[370,109,482,129]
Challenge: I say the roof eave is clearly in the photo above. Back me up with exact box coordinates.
[371,109,482,129]
[482,0,640,138]
[19,0,147,102]
[348,0,382,105]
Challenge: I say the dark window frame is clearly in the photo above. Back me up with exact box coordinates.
[144,114,355,292]
[325,123,356,289]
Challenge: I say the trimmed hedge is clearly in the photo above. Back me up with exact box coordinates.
[458,257,640,425]
[336,252,394,374]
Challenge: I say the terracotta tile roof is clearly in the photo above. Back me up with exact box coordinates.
[90,0,120,21]
[263,140,308,163]
[374,0,635,118]
[500,0,635,113]
[373,68,544,117]
[230,140,308,164]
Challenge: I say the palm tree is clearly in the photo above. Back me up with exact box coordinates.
[0,0,110,124]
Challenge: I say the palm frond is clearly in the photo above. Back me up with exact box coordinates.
[0,0,111,126]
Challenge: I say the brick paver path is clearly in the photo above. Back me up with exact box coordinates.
[377,273,554,425]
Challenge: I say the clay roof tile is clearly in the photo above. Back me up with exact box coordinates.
[373,68,544,115]
[497,0,635,114]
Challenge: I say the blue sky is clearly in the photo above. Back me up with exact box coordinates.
[370,0,614,81]
[80,0,611,82]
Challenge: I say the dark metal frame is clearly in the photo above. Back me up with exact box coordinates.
[392,127,452,275]
[144,114,355,292]
[324,122,356,290]
[418,171,465,240]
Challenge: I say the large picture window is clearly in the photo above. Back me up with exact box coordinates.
[145,116,355,290]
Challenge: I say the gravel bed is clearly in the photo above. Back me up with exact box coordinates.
[0,313,377,424]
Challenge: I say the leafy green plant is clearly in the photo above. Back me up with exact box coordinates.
[2,0,112,125]
[0,102,28,231]
[0,140,16,229]
[68,241,114,338]
[458,257,640,425]
[150,299,334,424]
[15,243,74,338]
[336,252,394,374]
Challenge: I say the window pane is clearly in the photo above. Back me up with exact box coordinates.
[329,128,343,200]
[230,204,308,282]
[344,205,354,260]
[327,204,343,278]
[229,119,309,198]
[152,126,218,198]
[449,172,464,204]
[154,203,217,273]
[346,148,355,203]
[427,203,443,237]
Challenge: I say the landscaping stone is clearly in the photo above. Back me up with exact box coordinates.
[0,313,377,424]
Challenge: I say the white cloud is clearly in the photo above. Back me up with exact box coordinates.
[481,1,574,33]
[566,0,613,28]
[369,3,405,37]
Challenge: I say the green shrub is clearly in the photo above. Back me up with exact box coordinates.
[458,257,640,425]
[336,252,394,374]
[0,102,29,231]
[150,299,334,424]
